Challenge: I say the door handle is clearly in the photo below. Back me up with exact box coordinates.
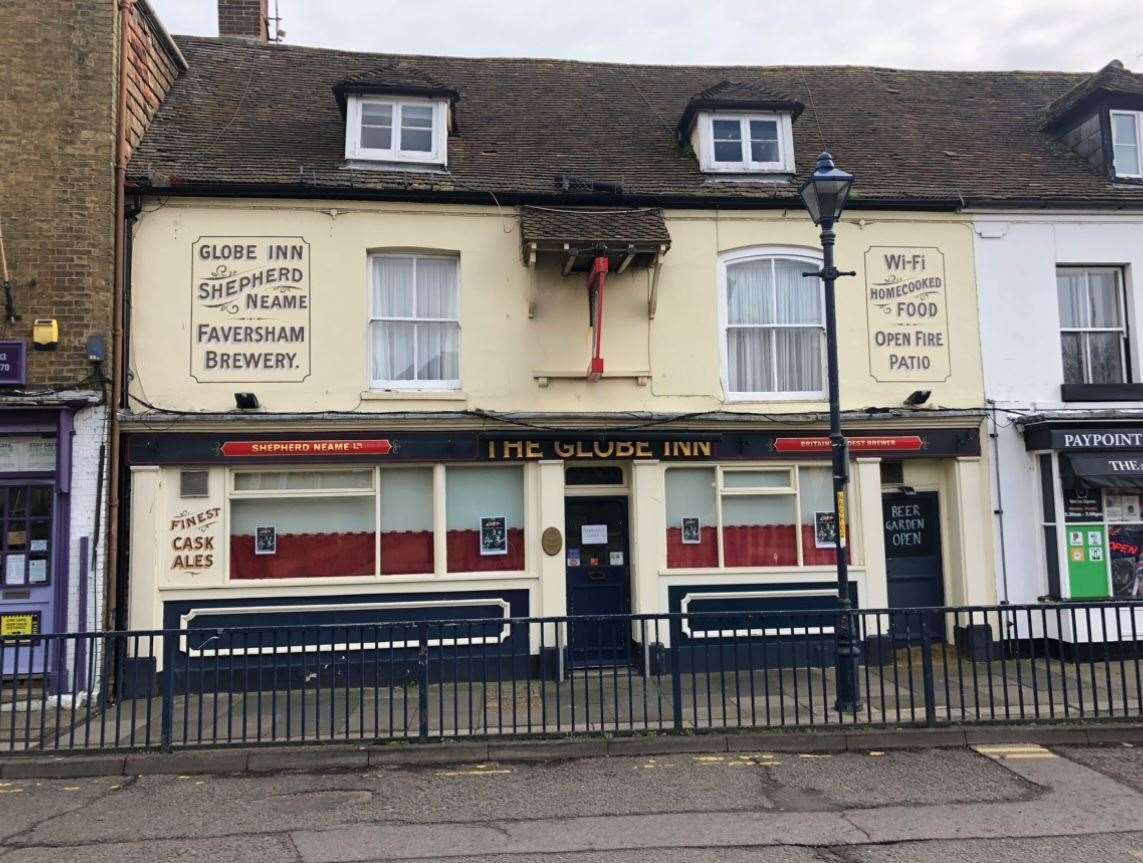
[588,570,606,582]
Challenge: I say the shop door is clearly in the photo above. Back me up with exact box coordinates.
[882,491,944,641]
[564,497,632,667]
[1,483,54,677]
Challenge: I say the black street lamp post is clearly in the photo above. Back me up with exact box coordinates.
[798,152,861,714]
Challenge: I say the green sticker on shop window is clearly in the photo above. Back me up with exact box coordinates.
[1066,525,1109,599]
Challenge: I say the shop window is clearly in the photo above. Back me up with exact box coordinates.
[665,465,848,570]
[446,466,525,572]
[370,254,460,390]
[229,470,376,579]
[722,252,825,398]
[379,468,434,575]
[1057,267,1128,385]
[0,484,52,586]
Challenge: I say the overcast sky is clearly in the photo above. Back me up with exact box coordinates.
[149,0,1141,71]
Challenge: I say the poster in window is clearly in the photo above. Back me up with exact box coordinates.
[1064,487,1103,522]
[4,554,26,585]
[681,517,702,545]
[814,511,839,549]
[1108,524,1143,598]
[581,524,608,545]
[28,559,47,583]
[480,516,508,556]
[254,525,277,556]
[1105,492,1142,523]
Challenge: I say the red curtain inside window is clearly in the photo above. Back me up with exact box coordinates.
[800,524,852,565]
[230,532,374,579]
[446,528,525,572]
[380,530,434,575]
[666,526,719,568]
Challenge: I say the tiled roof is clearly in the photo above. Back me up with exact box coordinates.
[332,62,458,111]
[520,206,671,246]
[1044,59,1143,129]
[677,79,805,135]
[128,36,1143,208]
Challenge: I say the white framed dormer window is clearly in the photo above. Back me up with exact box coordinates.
[1110,110,1142,178]
[370,253,460,390]
[345,95,448,165]
[698,112,795,173]
[719,248,826,400]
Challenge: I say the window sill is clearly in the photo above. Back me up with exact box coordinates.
[361,389,468,401]
[660,565,864,577]
[1060,383,1143,402]
[723,392,827,404]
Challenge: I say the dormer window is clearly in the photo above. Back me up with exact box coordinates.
[705,113,791,173]
[677,81,803,176]
[345,95,448,165]
[1111,110,1142,178]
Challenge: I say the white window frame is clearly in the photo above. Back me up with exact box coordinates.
[1057,265,1129,386]
[344,95,448,165]
[1110,110,1143,179]
[369,252,461,392]
[718,247,827,401]
[698,111,795,173]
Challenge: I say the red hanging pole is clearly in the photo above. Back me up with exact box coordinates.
[586,255,608,382]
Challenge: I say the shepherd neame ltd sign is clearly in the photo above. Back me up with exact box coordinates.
[190,237,311,383]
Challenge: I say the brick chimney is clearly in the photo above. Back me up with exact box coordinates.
[218,0,268,41]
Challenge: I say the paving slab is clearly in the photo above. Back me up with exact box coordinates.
[489,738,608,761]
[123,748,250,775]
[246,745,369,773]
[1,754,125,779]
[606,734,727,755]
[369,741,489,765]
[726,731,847,752]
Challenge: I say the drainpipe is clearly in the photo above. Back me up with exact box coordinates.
[987,399,1011,604]
[105,0,134,632]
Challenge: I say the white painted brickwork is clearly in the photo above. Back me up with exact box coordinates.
[66,405,108,633]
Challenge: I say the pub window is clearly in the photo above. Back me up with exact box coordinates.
[446,465,525,572]
[344,95,448,165]
[229,469,376,580]
[565,466,625,486]
[721,251,826,399]
[664,464,849,570]
[370,254,460,391]
[1057,267,1129,385]
[1110,110,1143,179]
[379,467,434,575]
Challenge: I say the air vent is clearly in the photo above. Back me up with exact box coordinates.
[179,469,209,499]
[880,461,905,486]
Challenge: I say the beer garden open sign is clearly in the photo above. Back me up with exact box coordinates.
[865,246,951,383]
[190,237,311,383]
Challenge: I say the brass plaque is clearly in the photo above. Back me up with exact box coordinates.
[541,526,563,556]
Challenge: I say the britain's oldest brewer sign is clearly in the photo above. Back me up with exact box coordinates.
[865,247,951,383]
[191,237,311,383]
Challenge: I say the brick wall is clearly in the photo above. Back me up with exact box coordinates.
[0,0,181,390]
[218,0,268,41]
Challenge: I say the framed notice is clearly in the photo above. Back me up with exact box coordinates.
[254,525,277,555]
[581,524,608,545]
[480,516,508,556]
[681,517,702,544]
[0,612,40,641]
[814,511,839,549]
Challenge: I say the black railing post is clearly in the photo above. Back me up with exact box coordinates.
[160,631,176,751]
[417,622,430,741]
[668,615,684,732]
[920,615,937,727]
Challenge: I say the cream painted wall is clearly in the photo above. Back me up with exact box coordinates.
[128,200,985,415]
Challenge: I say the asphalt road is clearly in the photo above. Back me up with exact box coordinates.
[2,743,1143,861]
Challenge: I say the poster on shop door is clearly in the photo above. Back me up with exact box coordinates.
[1108,524,1143,598]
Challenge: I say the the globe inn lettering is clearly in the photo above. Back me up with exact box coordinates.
[486,439,714,460]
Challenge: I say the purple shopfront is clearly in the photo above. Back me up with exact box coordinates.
[0,409,75,679]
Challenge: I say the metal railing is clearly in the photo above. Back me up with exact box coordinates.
[3,601,1143,753]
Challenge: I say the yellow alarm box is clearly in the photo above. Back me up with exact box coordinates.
[32,318,59,350]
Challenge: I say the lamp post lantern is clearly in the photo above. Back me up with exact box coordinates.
[798,151,861,714]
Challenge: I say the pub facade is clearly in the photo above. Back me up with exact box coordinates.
[120,21,1143,668]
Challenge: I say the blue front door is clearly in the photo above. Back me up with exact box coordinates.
[564,496,632,667]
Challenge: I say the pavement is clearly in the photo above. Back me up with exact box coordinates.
[2,741,1143,860]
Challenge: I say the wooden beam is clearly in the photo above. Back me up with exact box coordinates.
[616,244,636,274]
[648,245,666,319]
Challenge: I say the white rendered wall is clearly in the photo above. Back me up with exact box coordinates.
[66,405,109,633]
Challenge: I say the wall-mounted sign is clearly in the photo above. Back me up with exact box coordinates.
[0,340,27,386]
[0,612,39,640]
[541,527,563,556]
[865,247,951,383]
[169,506,221,574]
[0,437,55,473]
[1067,524,1109,598]
[773,435,924,454]
[191,237,311,383]
[485,438,714,461]
[220,440,393,458]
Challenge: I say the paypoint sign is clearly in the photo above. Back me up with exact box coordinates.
[864,246,951,383]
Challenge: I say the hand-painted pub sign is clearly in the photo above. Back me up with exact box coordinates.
[190,237,311,383]
[0,340,26,386]
[865,247,951,383]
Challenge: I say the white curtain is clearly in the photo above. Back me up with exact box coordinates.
[372,256,458,383]
[1056,270,1087,327]
[727,257,823,393]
